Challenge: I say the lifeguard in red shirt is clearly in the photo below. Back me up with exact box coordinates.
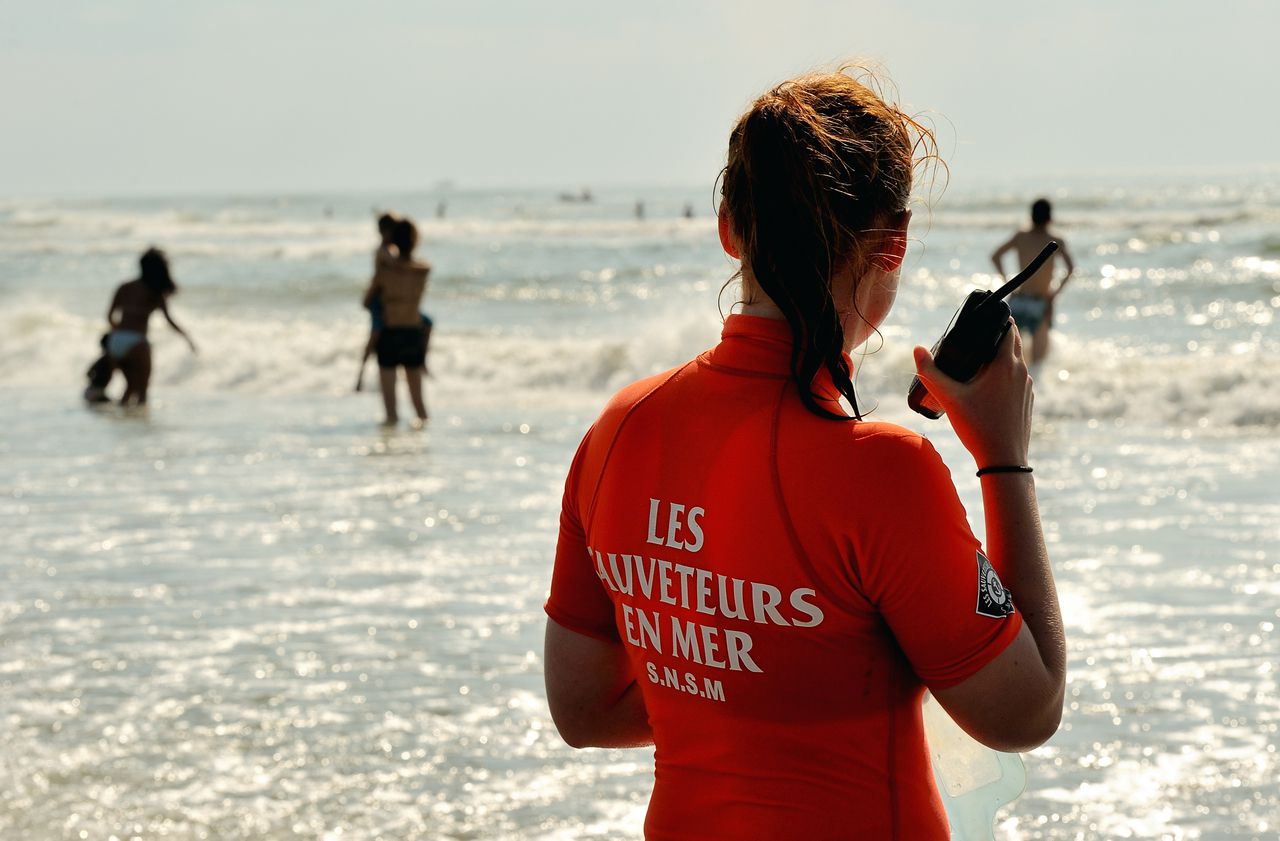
[544,68,1067,840]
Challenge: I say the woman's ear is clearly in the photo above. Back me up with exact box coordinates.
[718,202,742,260]
[871,209,912,271]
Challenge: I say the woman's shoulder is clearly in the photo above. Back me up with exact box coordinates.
[849,418,928,446]
[594,363,692,427]
[782,417,960,509]
[790,412,944,467]
[851,421,944,465]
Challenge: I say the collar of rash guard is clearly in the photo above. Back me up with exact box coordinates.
[704,314,853,410]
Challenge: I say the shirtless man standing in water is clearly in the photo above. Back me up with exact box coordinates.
[991,198,1075,364]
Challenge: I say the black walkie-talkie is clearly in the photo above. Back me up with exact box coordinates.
[908,242,1058,419]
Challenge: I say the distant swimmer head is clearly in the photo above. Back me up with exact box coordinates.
[390,217,418,259]
[720,66,940,420]
[139,247,175,296]
[1031,198,1052,227]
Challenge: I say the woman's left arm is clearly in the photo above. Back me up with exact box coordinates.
[160,298,197,353]
[544,618,653,749]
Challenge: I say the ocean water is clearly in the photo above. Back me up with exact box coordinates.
[1,175,1277,840]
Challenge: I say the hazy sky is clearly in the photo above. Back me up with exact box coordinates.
[2,0,1277,196]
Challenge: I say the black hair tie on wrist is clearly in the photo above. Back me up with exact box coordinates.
[975,465,1034,477]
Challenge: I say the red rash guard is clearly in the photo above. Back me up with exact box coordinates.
[546,314,1022,840]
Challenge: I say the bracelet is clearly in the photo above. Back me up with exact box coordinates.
[975,465,1033,477]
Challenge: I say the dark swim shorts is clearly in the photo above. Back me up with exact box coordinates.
[1009,295,1049,336]
[376,327,427,369]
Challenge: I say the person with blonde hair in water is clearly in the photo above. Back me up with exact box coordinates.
[543,68,1066,839]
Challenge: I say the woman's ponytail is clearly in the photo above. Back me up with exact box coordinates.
[723,70,934,420]
[735,101,859,419]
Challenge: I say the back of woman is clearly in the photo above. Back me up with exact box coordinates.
[370,217,429,328]
[545,68,1066,841]
[557,351,1025,837]
[372,259,428,327]
[110,279,163,332]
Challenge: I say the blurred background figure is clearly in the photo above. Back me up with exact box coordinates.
[355,213,400,392]
[83,335,115,403]
[85,247,197,406]
[362,217,431,425]
[991,198,1075,364]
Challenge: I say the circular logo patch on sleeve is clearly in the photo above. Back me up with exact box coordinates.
[975,551,1015,619]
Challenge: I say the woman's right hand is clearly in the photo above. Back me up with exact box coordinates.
[912,322,1033,468]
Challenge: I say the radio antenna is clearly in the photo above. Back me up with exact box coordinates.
[989,241,1059,303]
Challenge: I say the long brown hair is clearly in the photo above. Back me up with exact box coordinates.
[139,247,175,297]
[722,68,938,419]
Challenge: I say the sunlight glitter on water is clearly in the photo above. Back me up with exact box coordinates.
[3,179,1279,838]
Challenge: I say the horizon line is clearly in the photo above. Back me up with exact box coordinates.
[5,163,1280,203]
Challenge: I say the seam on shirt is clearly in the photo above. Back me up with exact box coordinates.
[582,360,697,531]
[768,382,873,620]
[696,357,790,380]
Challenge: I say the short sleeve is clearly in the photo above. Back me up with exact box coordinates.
[545,427,620,642]
[855,436,1022,689]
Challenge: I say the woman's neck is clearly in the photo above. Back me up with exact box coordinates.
[737,269,785,320]
[738,299,785,320]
